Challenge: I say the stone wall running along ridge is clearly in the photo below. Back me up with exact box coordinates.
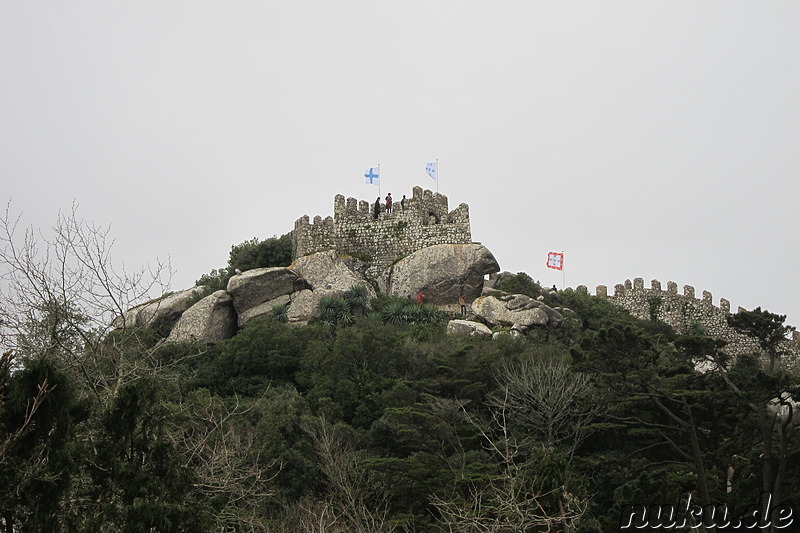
[579,278,800,364]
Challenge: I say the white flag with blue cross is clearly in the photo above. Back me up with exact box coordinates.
[364,167,380,185]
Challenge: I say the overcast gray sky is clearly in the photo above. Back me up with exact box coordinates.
[2,1,798,328]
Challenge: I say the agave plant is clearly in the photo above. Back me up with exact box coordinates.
[318,295,343,326]
[271,303,289,323]
[421,304,446,324]
[345,284,369,319]
[345,284,369,308]
[332,298,354,326]
[403,303,426,323]
[381,301,405,325]
[365,311,383,323]
[317,295,353,328]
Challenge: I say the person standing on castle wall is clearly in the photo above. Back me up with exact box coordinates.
[401,194,406,211]
[385,193,393,213]
[459,294,467,316]
[374,197,380,219]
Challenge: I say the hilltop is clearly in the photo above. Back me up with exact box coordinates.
[122,187,800,366]
[1,189,798,532]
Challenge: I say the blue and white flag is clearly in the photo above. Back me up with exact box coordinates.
[364,167,380,185]
[425,161,438,181]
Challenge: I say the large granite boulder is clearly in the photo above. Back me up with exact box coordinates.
[387,244,500,304]
[237,294,291,328]
[286,288,337,326]
[471,294,564,330]
[292,251,376,299]
[493,329,523,340]
[227,267,307,317]
[447,319,492,338]
[112,287,200,330]
[166,290,236,344]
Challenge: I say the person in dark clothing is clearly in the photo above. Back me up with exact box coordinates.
[374,197,380,219]
[401,194,406,211]
[385,193,393,213]
[459,294,467,316]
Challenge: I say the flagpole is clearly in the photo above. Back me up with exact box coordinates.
[378,163,381,199]
[436,158,439,193]
[562,250,566,289]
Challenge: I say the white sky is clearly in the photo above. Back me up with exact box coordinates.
[2,1,798,328]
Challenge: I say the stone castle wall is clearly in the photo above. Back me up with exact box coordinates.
[293,186,472,276]
[580,278,800,363]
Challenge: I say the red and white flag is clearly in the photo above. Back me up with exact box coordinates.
[546,252,564,270]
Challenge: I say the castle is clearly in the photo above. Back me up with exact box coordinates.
[292,186,472,277]
[292,188,798,364]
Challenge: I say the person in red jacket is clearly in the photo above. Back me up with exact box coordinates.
[416,290,424,304]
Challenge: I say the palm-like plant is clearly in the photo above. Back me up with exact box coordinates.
[381,301,405,325]
[403,303,426,323]
[344,284,369,308]
[332,298,353,327]
[271,303,288,323]
[421,304,446,325]
[344,284,369,319]
[318,295,342,326]
[365,311,383,323]
[317,295,354,328]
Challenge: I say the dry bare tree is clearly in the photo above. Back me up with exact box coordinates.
[168,389,281,532]
[0,201,181,397]
[295,415,401,533]
[430,391,588,533]
[489,351,607,461]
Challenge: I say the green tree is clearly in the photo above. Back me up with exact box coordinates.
[727,307,796,373]
[0,357,84,532]
[83,377,206,532]
[679,335,800,531]
[195,232,293,293]
[193,318,321,395]
[229,233,293,272]
[494,272,542,300]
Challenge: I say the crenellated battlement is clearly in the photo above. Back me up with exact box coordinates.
[293,186,472,276]
[586,277,799,362]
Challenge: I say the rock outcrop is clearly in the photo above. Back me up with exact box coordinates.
[113,287,200,330]
[446,319,492,338]
[291,251,376,298]
[237,294,291,328]
[166,290,237,344]
[387,243,500,304]
[227,267,306,317]
[286,288,337,325]
[285,251,376,326]
[471,294,564,330]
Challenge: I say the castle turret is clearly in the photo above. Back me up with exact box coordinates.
[292,187,473,275]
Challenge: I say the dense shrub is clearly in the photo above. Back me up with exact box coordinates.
[196,232,293,290]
